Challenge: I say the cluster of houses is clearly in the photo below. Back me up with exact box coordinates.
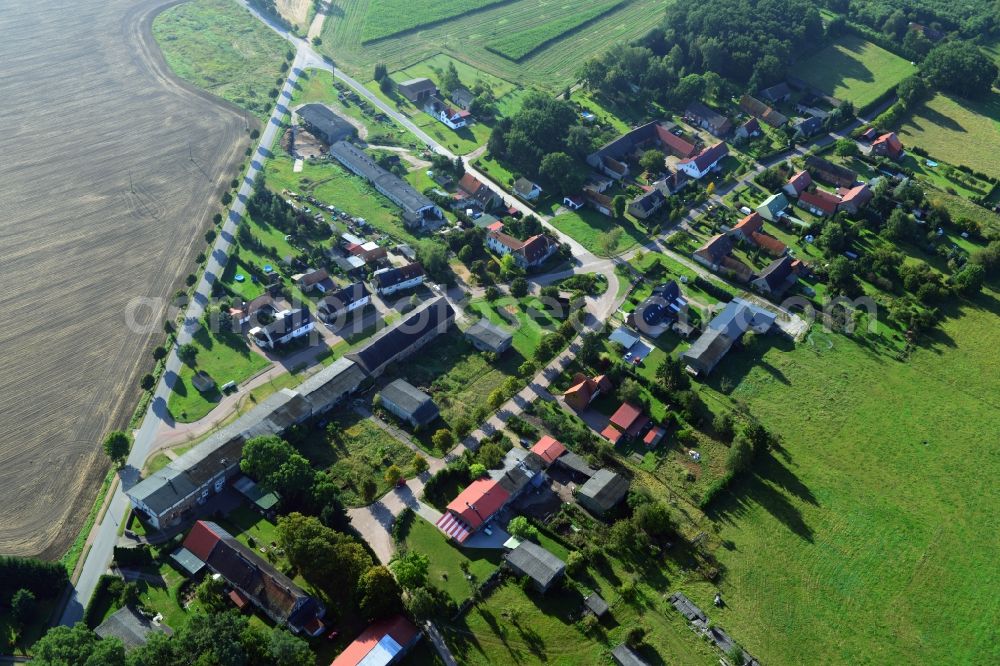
[397,77,473,130]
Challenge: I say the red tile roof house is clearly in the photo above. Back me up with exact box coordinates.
[435,478,511,543]
[457,173,502,211]
[871,132,904,160]
[563,374,614,412]
[531,435,567,464]
[837,183,873,214]
[728,212,764,244]
[678,141,729,180]
[330,615,421,666]
[485,230,558,270]
[797,189,840,217]
[782,170,813,198]
[601,402,650,443]
[643,425,666,448]
[183,521,326,636]
[750,231,788,257]
[692,234,753,282]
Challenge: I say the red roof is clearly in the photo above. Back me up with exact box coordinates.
[531,436,566,464]
[458,173,485,195]
[798,189,840,215]
[331,615,419,666]
[601,425,623,444]
[732,212,764,236]
[228,589,249,610]
[446,478,510,529]
[643,426,665,446]
[487,221,504,232]
[680,141,729,173]
[873,132,903,157]
[839,183,872,207]
[610,402,644,431]
[750,231,787,256]
[786,170,812,195]
[656,126,697,158]
[182,521,223,562]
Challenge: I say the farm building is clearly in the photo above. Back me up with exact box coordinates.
[577,468,629,516]
[126,359,365,529]
[838,183,873,214]
[451,86,475,110]
[798,189,841,217]
[739,94,788,127]
[584,592,610,618]
[397,77,437,103]
[378,379,439,428]
[587,121,697,179]
[232,475,279,518]
[683,101,732,136]
[612,644,650,666]
[317,282,370,324]
[331,615,422,666]
[95,606,172,650]
[805,156,856,187]
[680,298,776,376]
[759,81,792,103]
[465,318,513,354]
[347,297,455,377]
[505,540,566,592]
[182,521,325,635]
[328,141,443,228]
[372,262,425,296]
[295,104,356,145]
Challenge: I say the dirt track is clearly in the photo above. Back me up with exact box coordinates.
[0,0,253,558]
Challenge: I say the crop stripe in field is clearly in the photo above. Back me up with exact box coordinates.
[361,0,516,44]
[484,0,627,62]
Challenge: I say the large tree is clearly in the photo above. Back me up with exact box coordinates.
[276,513,372,600]
[922,42,998,100]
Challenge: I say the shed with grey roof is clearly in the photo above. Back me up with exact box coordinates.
[505,540,566,592]
[95,606,172,650]
[577,468,629,516]
[296,104,357,145]
[612,644,650,666]
[379,379,439,428]
[584,592,609,618]
[465,318,513,354]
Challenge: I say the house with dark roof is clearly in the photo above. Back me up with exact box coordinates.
[183,521,325,635]
[739,94,788,127]
[612,644,650,666]
[628,187,667,219]
[465,318,513,354]
[759,81,792,103]
[798,188,840,217]
[680,298,776,375]
[296,268,334,293]
[584,592,610,618]
[397,78,437,103]
[347,297,454,377]
[577,468,629,516]
[233,293,277,326]
[793,115,824,139]
[735,117,762,140]
[586,121,697,180]
[783,169,813,198]
[871,132,904,160]
[317,282,370,324]
[563,374,613,412]
[505,540,566,592]
[693,233,734,270]
[805,156,856,187]
[752,255,800,297]
[372,262,424,296]
[451,86,475,110]
[837,183,872,214]
[249,308,314,349]
[678,141,729,180]
[328,141,443,229]
[583,189,614,216]
[379,379,439,428]
[513,177,542,201]
[435,477,510,543]
[684,101,732,136]
[296,104,357,146]
[331,615,421,666]
[95,606,172,650]
[485,230,558,269]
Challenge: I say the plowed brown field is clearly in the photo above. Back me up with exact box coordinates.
[0,0,252,558]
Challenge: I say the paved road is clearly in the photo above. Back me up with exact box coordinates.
[60,49,307,626]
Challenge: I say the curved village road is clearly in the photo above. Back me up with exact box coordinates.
[60,49,308,626]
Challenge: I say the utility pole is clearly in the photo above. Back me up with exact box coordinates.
[128,169,134,193]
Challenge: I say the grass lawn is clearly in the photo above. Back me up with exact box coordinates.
[795,34,915,109]
[485,0,624,61]
[400,516,502,604]
[388,328,524,430]
[318,0,665,92]
[294,410,420,506]
[167,327,271,422]
[467,295,564,358]
[152,0,289,120]
[550,209,646,256]
[676,291,1000,664]
[359,0,509,42]
[895,90,1000,178]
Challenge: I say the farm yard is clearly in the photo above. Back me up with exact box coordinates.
[319,0,664,91]
[485,0,625,61]
[152,0,290,119]
[0,0,250,558]
[895,91,1000,178]
[674,292,1000,665]
[794,34,915,109]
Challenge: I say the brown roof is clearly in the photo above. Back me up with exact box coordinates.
[521,234,556,264]
[798,189,840,215]
[873,132,903,156]
[839,183,872,208]
[300,268,330,286]
[680,141,729,172]
[750,231,787,256]
[732,212,764,236]
[739,95,788,127]
[695,234,734,264]
[488,229,524,252]
[786,170,812,195]
[656,125,697,157]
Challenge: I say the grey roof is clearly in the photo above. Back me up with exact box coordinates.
[373,262,424,290]
[465,318,513,351]
[708,298,777,338]
[380,379,439,424]
[759,81,792,102]
[554,450,597,478]
[253,307,312,340]
[794,115,824,137]
[669,592,707,622]
[95,606,171,650]
[296,357,367,415]
[513,177,540,197]
[329,141,439,219]
[170,547,206,576]
[612,644,649,666]
[506,540,565,589]
[584,592,609,617]
[233,475,279,511]
[680,327,736,375]
[578,468,628,513]
[629,188,666,214]
[296,103,356,144]
[756,255,796,290]
[347,297,455,376]
[318,282,370,318]
[491,447,545,496]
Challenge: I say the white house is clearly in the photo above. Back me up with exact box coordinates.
[486,230,557,270]
[677,141,729,180]
[372,262,425,297]
[249,308,314,349]
[426,97,471,129]
[317,282,370,324]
